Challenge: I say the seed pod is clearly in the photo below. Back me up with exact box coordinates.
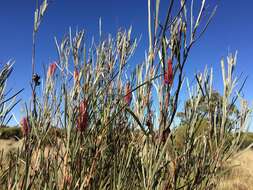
[73,69,79,83]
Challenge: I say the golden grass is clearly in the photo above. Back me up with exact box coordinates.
[217,150,253,190]
[1,139,253,189]
[0,138,67,187]
[0,139,23,157]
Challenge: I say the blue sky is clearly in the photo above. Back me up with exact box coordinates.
[0,0,252,130]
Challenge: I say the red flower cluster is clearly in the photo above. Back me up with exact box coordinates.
[20,117,30,137]
[164,58,173,86]
[124,82,132,105]
[77,99,88,133]
[47,62,57,78]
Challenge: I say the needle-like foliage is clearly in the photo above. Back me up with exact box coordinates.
[0,0,252,190]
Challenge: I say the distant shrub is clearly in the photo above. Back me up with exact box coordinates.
[173,120,210,150]
[0,127,22,140]
[240,132,253,149]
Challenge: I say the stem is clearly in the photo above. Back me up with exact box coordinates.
[32,31,37,117]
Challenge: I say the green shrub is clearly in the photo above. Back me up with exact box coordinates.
[0,0,251,189]
[0,127,22,140]
[240,132,253,149]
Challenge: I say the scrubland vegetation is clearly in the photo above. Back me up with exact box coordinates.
[0,0,252,189]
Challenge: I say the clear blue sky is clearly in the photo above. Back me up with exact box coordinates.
[0,0,252,130]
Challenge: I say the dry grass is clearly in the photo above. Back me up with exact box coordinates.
[217,150,253,190]
[1,139,253,190]
[0,139,23,158]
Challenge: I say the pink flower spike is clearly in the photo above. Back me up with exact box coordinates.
[77,99,88,133]
[20,117,30,137]
[124,82,132,105]
[47,62,57,78]
[164,58,173,86]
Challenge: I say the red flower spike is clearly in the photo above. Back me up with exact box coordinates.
[77,100,88,133]
[20,117,30,137]
[47,62,57,78]
[164,58,173,86]
[124,82,132,105]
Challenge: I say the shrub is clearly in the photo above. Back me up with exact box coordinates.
[0,0,252,189]
[240,132,253,149]
[0,127,22,140]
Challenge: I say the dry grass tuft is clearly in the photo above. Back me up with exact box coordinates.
[0,139,23,157]
[217,150,253,190]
